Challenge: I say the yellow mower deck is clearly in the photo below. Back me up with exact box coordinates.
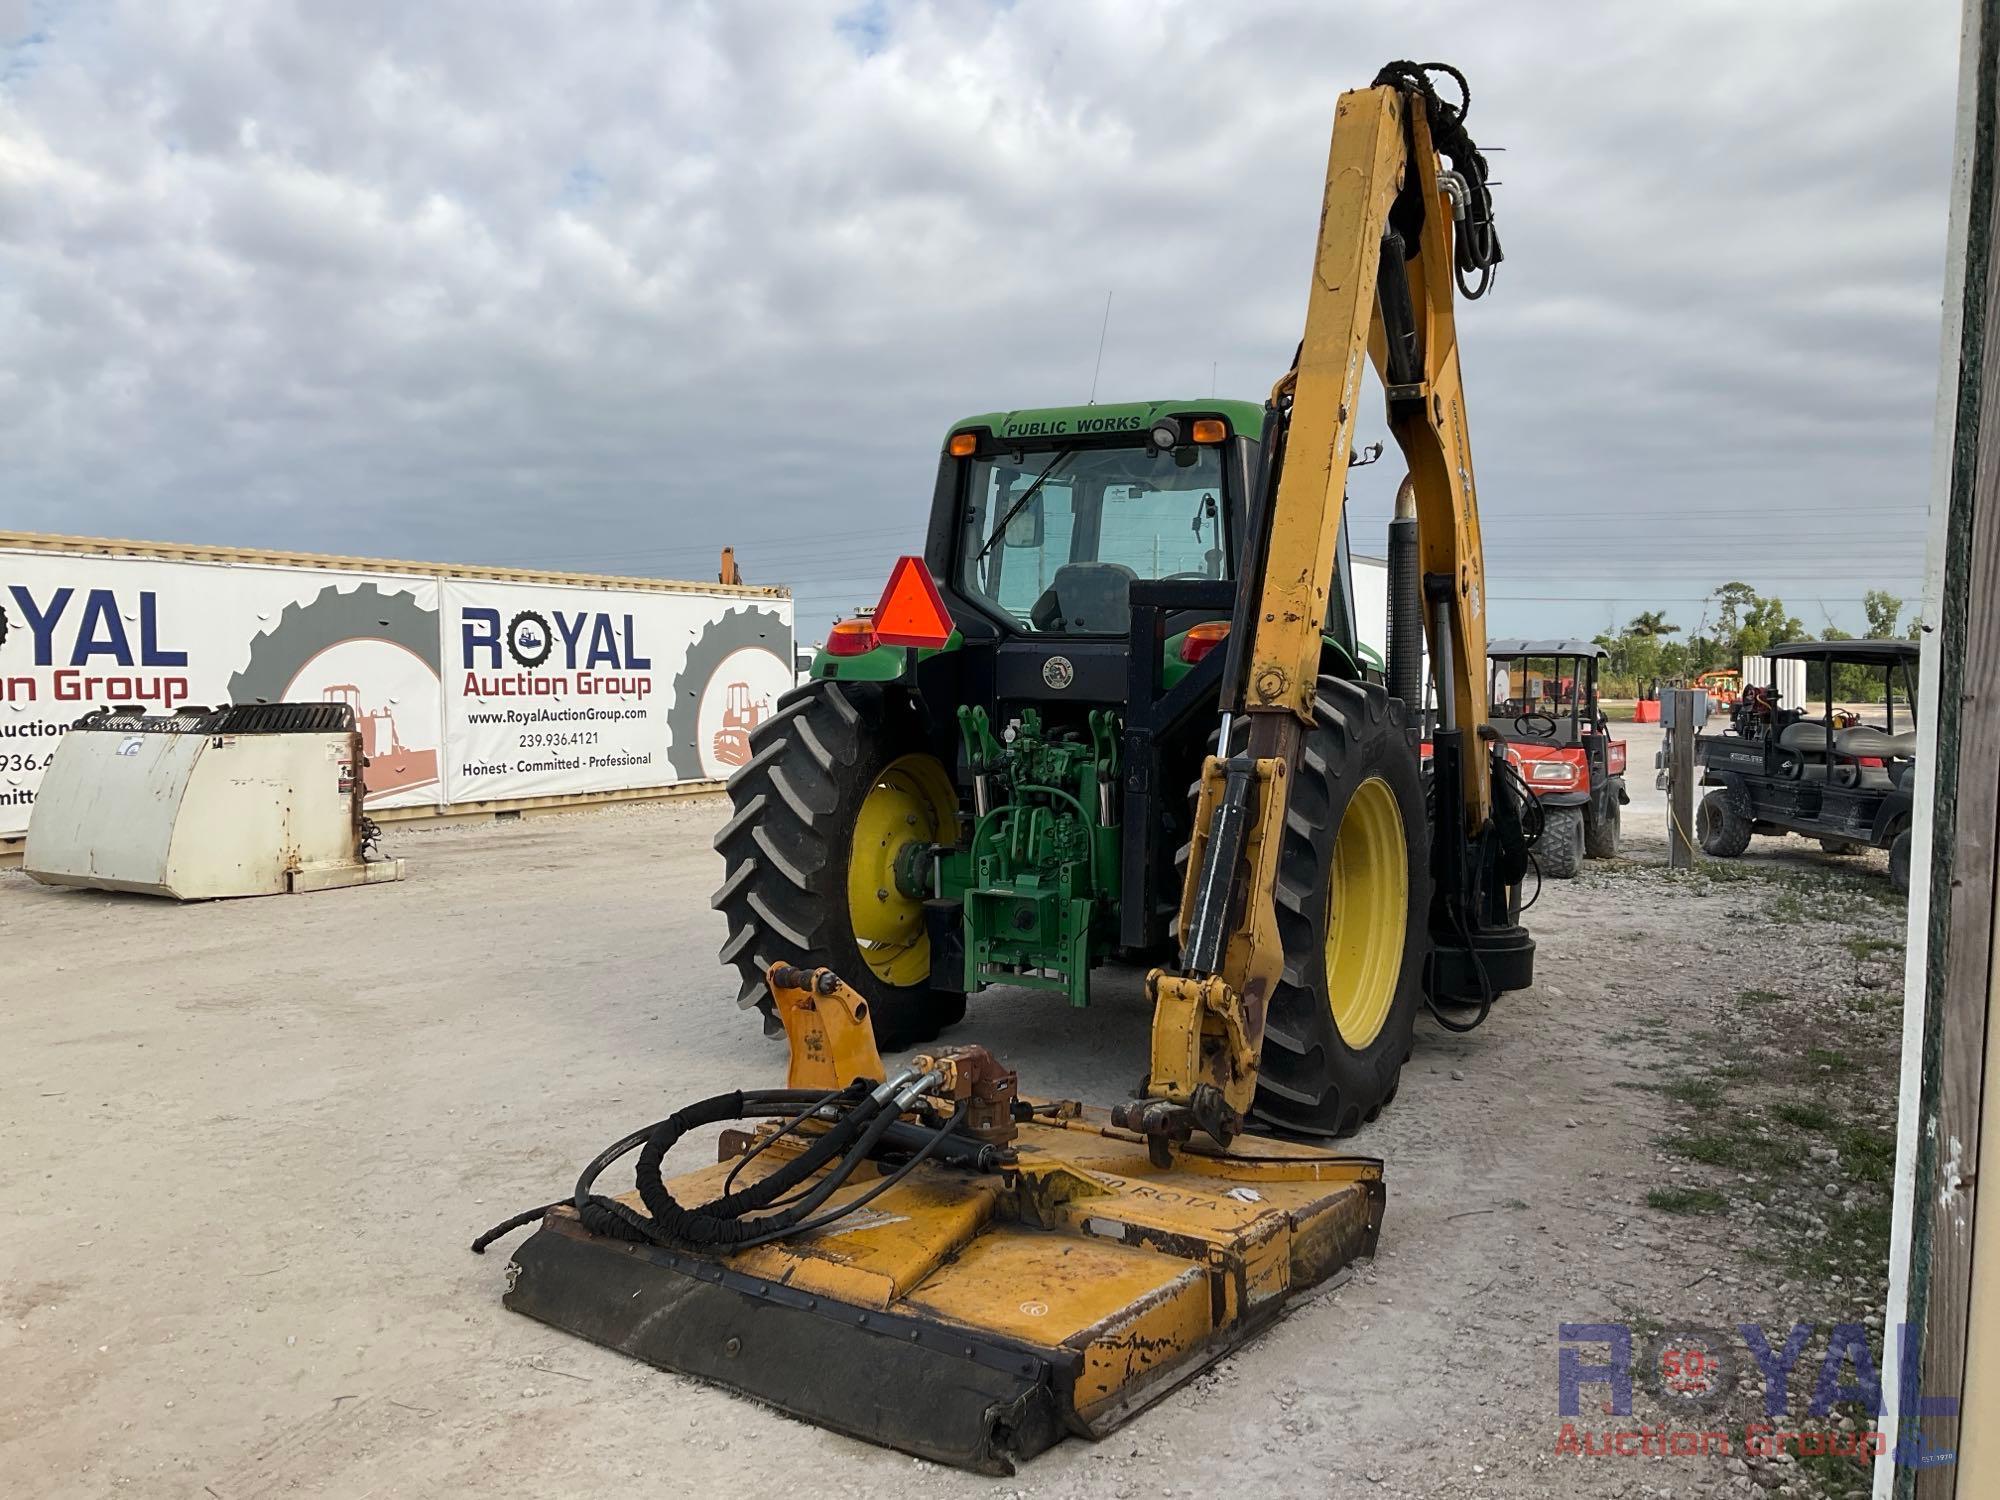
[503,1107,1381,1473]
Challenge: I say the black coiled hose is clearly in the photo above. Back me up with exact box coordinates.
[471,1079,969,1256]
[1372,60,1505,299]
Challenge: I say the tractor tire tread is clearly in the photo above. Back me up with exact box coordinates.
[749,822,816,892]
[712,792,768,852]
[726,734,792,789]
[713,677,963,1049]
[1248,674,1428,1138]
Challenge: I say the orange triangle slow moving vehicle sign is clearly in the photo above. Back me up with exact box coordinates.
[872,556,955,649]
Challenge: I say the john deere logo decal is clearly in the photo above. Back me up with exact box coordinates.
[1042,655,1075,690]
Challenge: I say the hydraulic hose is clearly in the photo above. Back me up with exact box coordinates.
[471,1085,868,1254]
[472,1079,975,1256]
[733,1101,971,1250]
[630,1086,903,1248]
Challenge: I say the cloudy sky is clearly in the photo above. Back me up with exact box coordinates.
[0,0,1961,643]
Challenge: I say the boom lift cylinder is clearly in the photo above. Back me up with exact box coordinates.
[1387,477,1423,719]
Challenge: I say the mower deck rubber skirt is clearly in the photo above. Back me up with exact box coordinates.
[500,1109,1384,1474]
[506,1220,1066,1470]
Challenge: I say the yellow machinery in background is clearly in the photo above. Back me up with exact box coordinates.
[478,61,1531,1473]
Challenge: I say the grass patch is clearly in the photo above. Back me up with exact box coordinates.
[1666,858,1771,886]
[1795,1445,1873,1497]
[1662,1077,1723,1108]
[1647,1186,1729,1215]
[1661,1131,1760,1170]
[1770,890,1813,924]
[1788,1200,1894,1281]
[1807,1047,1857,1075]
[1774,1099,1834,1131]
[1838,1125,1896,1185]
[1739,987,1788,1006]
[1843,934,1904,961]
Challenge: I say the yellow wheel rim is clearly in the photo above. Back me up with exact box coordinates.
[847,754,959,986]
[1323,775,1408,1048]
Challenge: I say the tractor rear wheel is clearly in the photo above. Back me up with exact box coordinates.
[1250,676,1429,1138]
[1888,829,1912,894]
[1539,805,1584,879]
[712,679,966,1049]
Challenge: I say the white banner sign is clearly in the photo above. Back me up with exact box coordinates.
[0,545,793,838]
[1,551,442,837]
[442,580,793,802]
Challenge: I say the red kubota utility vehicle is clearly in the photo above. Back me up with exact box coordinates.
[1484,640,1628,878]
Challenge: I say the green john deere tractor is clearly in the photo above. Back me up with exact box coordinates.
[713,398,1431,1136]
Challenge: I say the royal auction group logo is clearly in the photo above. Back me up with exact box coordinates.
[506,610,554,668]
[1556,1320,1957,1471]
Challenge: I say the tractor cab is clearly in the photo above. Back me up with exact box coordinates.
[793,400,1376,1011]
[1483,639,1628,877]
[1694,638,1920,888]
[815,400,1371,697]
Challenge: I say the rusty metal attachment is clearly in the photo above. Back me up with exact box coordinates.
[907,1044,1019,1147]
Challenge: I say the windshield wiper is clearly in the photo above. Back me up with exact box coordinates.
[972,449,1074,568]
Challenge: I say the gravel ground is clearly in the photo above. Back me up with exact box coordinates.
[0,723,1910,1498]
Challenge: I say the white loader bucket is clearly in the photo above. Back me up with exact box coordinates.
[24,703,406,900]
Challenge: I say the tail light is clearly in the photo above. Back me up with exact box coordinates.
[1609,744,1627,775]
[1180,621,1231,664]
[825,619,878,657]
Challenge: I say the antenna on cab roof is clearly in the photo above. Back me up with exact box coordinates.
[1086,290,1113,405]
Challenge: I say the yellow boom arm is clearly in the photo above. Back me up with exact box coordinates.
[1127,70,1512,1155]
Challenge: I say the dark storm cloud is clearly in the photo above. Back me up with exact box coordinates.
[0,0,1959,639]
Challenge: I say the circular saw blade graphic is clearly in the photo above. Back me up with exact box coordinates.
[667,607,790,782]
[230,582,442,800]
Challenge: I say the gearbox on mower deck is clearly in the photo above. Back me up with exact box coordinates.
[477,965,1384,1474]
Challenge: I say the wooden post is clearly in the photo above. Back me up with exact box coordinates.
[1878,1,1996,1493]
[1664,689,1698,870]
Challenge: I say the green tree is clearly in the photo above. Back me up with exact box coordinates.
[1682,632,1727,676]
[1712,582,1760,639]
[1627,609,1681,639]
[1862,589,1904,640]
[1735,595,1805,658]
